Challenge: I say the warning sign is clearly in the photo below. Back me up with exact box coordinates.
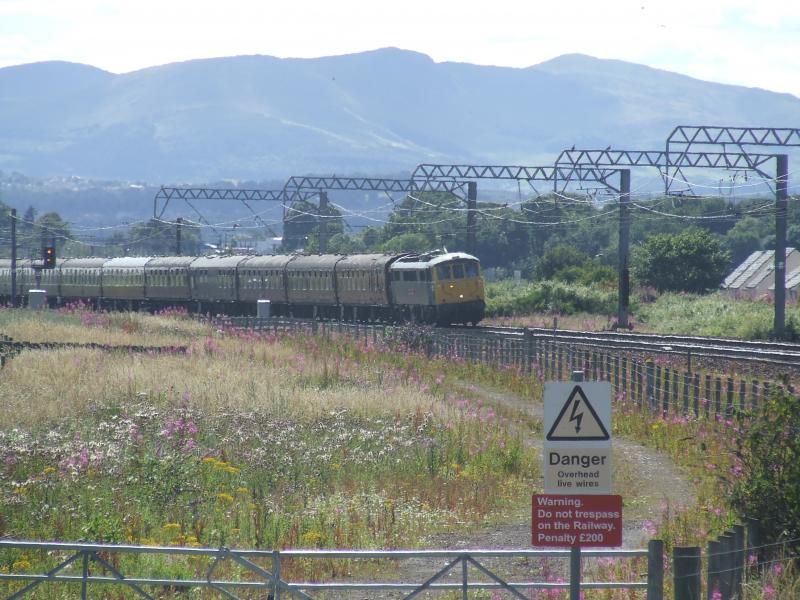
[546,385,610,441]
[544,381,613,494]
[544,447,612,492]
[532,494,622,547]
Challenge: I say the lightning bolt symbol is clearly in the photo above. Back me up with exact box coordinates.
[568,399,584,434]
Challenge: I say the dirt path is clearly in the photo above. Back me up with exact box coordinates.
[436,382,697,549]
[337,382,697,598]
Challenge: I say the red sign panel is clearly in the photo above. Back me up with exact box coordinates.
[532,494,622,547]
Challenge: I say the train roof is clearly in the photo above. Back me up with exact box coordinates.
[146,257,197,268]
[60,258,108,268]
[338,253,400,269]
[190,255,248,269]
[103,257,152,268]
[391,251,479,269]
[239,255,295,268]
[285,254,344,270]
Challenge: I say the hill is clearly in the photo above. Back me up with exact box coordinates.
[1,49,799,182]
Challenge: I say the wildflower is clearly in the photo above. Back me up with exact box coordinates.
[236,487,248,495]
[763,583,776,599]
[162,523,181,531]
[12,560,32,571]
[216,492,234,504]
[42,466,56,475]
[641,521,657,536]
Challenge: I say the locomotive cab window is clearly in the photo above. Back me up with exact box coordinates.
[465,262,479,277]
[452,264,465,279]
[437,265,451,280]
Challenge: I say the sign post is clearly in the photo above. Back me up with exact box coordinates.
[533,371,622,600]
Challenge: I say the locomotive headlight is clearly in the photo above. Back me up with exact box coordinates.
[459,294,464,298]
[449,284,454,288]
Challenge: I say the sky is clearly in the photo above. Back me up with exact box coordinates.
[1,0,799,98]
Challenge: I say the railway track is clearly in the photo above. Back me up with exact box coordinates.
[458,325,800,369]
[214,316,800,370]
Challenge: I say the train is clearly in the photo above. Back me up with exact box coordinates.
[0,250,486,325]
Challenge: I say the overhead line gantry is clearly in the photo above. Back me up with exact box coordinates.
[664,126,800,337]
[410,163,632,327]
[282,176,469,253]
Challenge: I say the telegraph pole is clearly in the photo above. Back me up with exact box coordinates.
[176,217,182,256]
[318,191,328,254]
[466,181,477,255]
[618,170,631,329]
[10,209,17,307]
[774,154,789,338]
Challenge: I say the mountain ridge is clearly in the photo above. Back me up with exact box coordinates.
[1,48,798,182]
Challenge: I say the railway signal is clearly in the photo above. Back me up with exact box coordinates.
[42,245,56,269]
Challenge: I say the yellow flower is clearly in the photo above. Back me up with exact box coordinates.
[231,528,240,535]
[162,523,181,531]
[236,487,248,495]
[12,560,32,571]
[202,456,217,464]
[216,492,234,504]
[300,530,322,545]
[42,467,56,475]
[225,466,240,474]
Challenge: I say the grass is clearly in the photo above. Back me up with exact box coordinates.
[1,305,797,598]
[485,279,800,340]
[0,307,537,594]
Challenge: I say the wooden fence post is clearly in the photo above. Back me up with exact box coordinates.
[707,539,721,600]
[673,546,701,600]
[646,360,655,413]
[647,539,664,600]
[720,532,735,599]
[733,524,745,598]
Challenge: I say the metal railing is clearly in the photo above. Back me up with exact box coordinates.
[0,540,661,599]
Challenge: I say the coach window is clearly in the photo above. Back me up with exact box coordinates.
[452,264,465,279]
[437,265,451,280]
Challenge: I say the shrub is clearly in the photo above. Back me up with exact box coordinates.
[632,228,730,293]
[485,280,617,316]
[729,387,800,553]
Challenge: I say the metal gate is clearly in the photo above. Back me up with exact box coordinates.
[0,539,662,599]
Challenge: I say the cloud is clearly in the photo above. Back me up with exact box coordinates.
[0,0,798,96]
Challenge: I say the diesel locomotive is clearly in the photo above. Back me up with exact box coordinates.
[0,250,485,325]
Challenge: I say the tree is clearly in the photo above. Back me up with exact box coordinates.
[381,232,431,253]
[35,212,71,251]
[723,217,766,265]
[533,245,591,280]
[126,219,200,256]
[631,228,731,293]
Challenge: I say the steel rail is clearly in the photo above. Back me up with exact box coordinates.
[462,325,800,367]
[204,315,800,368]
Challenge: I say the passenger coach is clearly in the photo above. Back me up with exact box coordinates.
[0,250,485,325]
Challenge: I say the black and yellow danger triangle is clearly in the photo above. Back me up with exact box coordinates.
[546,385,610,441]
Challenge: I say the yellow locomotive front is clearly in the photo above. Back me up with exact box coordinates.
[430,252,485,324]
